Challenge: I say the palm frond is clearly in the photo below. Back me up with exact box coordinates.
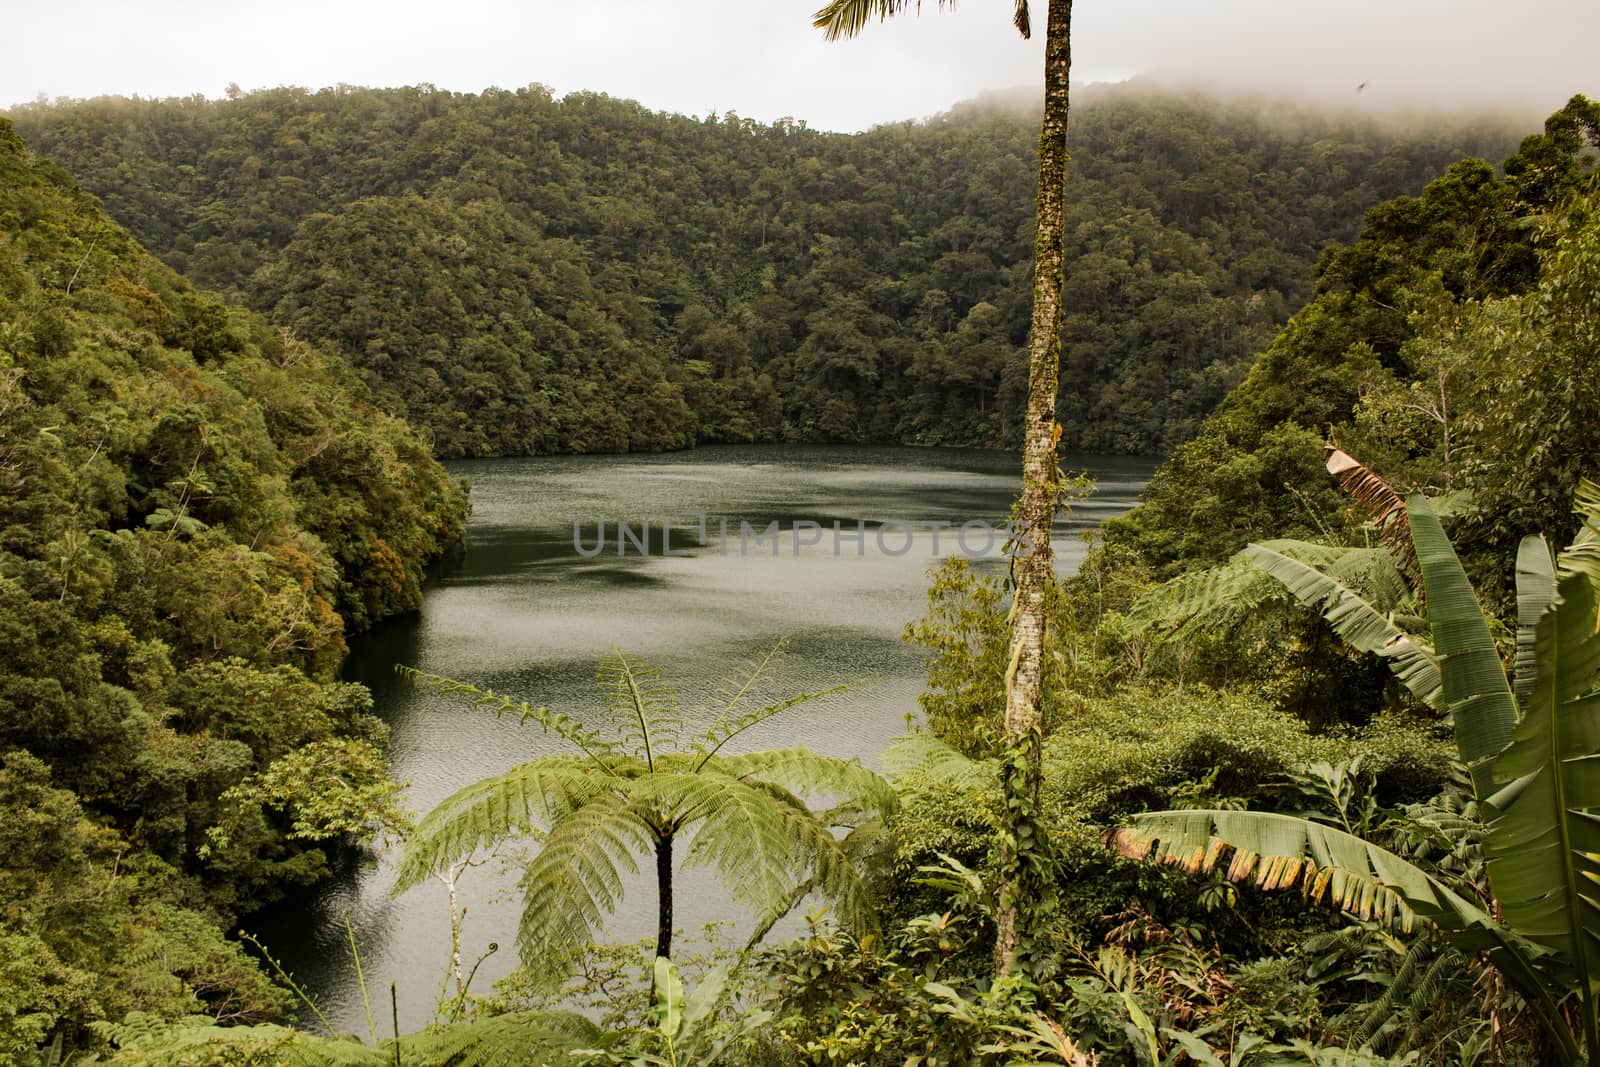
[399,666,623,769]
[395,757,633,889]
[516,790,654,970]
[1012,0,1031,38]
[1327,446,1418,581]
[812,0,923,41]
[597,648,681,768]
[1241,542,1442,709]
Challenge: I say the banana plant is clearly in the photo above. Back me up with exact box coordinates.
[1113,476,1600,1064]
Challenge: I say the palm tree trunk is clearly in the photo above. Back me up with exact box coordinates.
[995,0,1072,980]
[655,831,674,960]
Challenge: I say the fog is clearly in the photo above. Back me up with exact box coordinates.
[4,0,1595,132]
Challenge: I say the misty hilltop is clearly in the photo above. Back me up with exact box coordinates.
[5,82,1540,457]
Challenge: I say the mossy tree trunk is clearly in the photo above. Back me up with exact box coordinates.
[995,0,1072,979]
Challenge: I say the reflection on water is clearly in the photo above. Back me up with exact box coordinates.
[250,445,1154,1035]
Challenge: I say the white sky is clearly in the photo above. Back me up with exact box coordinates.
[6,0,1597,132]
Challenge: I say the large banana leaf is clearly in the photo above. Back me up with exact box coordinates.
[1484,570,1600,1055]
[1515,535,1557,709]
[1241,543,1442,709]
[1115,810,1491,934]
[1407,493,1518,799]
[1114,809,1580,1063]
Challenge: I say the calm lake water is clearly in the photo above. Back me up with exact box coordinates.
[254,444,1155,1035]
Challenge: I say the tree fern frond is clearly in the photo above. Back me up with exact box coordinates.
[677,773,799,915]
[701,638,789,727]
[1326,446,1419,582]
[396,1009,601,1065]
[1122,553,1293,638]
[1318,544,1414,610]
[741,797,880,946]
[398,666,623,770]
[517,791,653,969]
[395,758,634,889]
[714,746,895,815]
[690,682,856,767]
[401,647,893,983]
[597,648,681,767]
[881,733,995,785]
[92,1014,382,1066]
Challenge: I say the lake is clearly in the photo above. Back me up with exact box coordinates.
[254,444,1156,1035]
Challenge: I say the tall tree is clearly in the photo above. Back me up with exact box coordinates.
[813,0,1073,978]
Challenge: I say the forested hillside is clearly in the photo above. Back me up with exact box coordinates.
[1106,94,1600,581]
[9,84,1524,456]
[0,117,465,1046]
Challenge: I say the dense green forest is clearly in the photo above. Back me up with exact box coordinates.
[10,84,1525,457]
[1105,94,1600,579]
[5,78,1600,1064]
[0,116,465,1051]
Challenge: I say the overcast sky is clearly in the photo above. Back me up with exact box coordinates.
[6,0,1596,131]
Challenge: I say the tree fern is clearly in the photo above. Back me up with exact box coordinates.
[397,644,891,980]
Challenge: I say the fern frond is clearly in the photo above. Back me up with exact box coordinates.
[597,648,681,766]
[396,1009,601,1065]
[738,790,881,946]
[1326,446,1419,582]
[1349,938,1429,1047]
[1122,553,1293,638]
[881,733,995,786]
[92,1014,381,1066]
[714,746,896,816]
[395,758,636,889]
[674,772,799,916]
[398,666,623,770]
[696,638,789,739]
[516,790,654,970]
[691,682,856,767]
